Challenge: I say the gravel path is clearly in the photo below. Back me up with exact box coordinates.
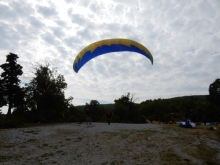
[0,123,220,165]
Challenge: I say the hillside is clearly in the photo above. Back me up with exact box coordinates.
[75,95,208,109]
[76,104,114,110]
[171,95,208,101]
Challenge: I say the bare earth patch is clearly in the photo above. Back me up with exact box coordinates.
[0,123,220,165]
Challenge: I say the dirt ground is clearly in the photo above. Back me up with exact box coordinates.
[0,122,220,165]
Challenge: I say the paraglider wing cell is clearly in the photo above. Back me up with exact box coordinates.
[73,38,153,73]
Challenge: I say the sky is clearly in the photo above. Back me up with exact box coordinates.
[0,0,220,114]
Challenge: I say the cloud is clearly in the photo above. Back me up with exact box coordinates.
[41,31,59,45]
[37,6,58,18]
[1,0,220,114]
[28,16,45,29]
[49,26,65,38]
[68,11,87,26]
[0,3,13,21]
[0,1,33,22]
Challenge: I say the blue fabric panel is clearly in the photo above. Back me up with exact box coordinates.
[73,44,151,72]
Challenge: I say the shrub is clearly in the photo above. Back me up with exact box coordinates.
[68,116,79,123]
[0,116,23,128]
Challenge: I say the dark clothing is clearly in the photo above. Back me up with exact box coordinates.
[106,110,112,125]
[203,116,207,125]
[86,109,92,125]
[107,118,111,125]
[86,109,92,117]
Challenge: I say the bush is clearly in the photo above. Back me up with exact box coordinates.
[68,116,79,123]
[0,114,6,122]
[0,116,23,128]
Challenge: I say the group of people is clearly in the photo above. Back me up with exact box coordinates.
[85,108,113,125]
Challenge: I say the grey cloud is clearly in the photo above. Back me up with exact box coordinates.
[76,28,95,41]
[56,45,68,57]
[0,22,22,50]
[50,27,65,38]
[28,16,45,29]
[56,20,67,27]
[10,1,33,17]
[196,1,216,18]
[98,23,124,37]
[0,6,45,47]
[88,2,101,13]
[0,2,33,21]
[50,57,69,73]
[68,9,87,26]
[15,24,30,37]
[0,3,15,21]
[15,23,38,40]
[37,6,58,18]
[64,0,73,4]
[64,36,82,49]
[41,32,59,45]
[93,61,109,75]
[209,35,220,48]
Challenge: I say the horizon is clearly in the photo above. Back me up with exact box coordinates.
[1,94,208,114]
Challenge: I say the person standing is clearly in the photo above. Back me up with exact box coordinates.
[203,115,207,125]
[86,108,92,125]
[106,109,113,125]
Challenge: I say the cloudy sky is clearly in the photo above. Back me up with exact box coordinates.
[0,0,220,114]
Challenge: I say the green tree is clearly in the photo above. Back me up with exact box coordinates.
[114,93,142,123]
[0,53,23,117]
[113,103,129,122]
[25,62,73,122]
[87,100,104,121]
[0,77,7,107]
[11,87,30,122]
[67,104,85,122]
[209,79,220,107]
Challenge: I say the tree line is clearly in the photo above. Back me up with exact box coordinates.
[0,53,220,128]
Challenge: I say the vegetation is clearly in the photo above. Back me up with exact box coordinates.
[83,100,106,122]
[22,62,73,123]
[139,95,220,123]
[0,53,23,117]
[209,79,220,108]
[112,92,144,123]
[66,104,85,122]
[0,52,220,128]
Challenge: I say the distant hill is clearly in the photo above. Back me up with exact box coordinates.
[75,95,209,109]
[76,104,114,110]
[171,95,208,101]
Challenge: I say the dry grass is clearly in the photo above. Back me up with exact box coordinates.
[163,124,220,142]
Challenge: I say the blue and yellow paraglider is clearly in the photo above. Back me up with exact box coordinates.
[73,38,153,73]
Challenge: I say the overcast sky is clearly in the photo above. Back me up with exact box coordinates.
[0,0,220,114]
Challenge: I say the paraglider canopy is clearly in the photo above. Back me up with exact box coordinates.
[179,120,196,128]
[73,38,153,73]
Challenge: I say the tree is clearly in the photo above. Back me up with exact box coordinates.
[209,79,220,107]
[114,93,142,123]
[67,104,85,122]
[25,62,73,122]
[89,100,100,115]
[0,77,7,107]
[87,100,103,121]
[11,87,29,122]
[0,53,23,117]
